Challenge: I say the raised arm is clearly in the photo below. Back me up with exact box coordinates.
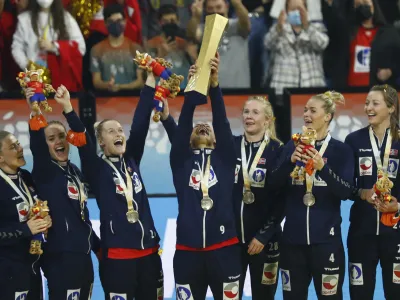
[208,54,235,164]
[53,85,101,184]
[159,93,178,143]
[125,72,156,166]
[170,90,207,168]
[25,89,55,178]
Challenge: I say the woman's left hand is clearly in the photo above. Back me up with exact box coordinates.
[303,148,324,171]
[39,39,56,52]
[374,196,399,213]
[248,238,264,255]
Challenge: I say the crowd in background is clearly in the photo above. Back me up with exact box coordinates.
[1,0,400,96]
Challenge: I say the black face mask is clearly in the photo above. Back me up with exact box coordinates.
[107,21,124,38]
[161,22,181,40]
[355,4,373,23]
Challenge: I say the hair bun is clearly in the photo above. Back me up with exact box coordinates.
[324,91,345,106]
[94,121,101,131]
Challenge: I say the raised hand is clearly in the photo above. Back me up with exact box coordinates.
[54,85,73,113]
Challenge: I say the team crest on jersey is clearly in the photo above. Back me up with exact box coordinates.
[223,281,239,300]
[281,269,291,291]
[387,159,399,179]
[391,149,399,156]
[359,157,373,176]
[349,263,363,285]
[132,172,143,194]
[234,165,241,183]
[314,175,327,187]
[113,177,124,195]
[393,263,400,284]
[67,181,79,200]
[15,291,28,300]
[251,168,266,188]
[110,293,127,300]
[67,289,80,300]
[189,166,218,190]
[262,262,278,285]
[16,202,29,222]
[176,284,194,300]
[258,158,266,165]
[321,274,339,295]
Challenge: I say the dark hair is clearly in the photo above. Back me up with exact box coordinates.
[157,4,178,21]
[370,84,400,141]
[46,120,67,132]
[285,0,307,11]
[0,131,12,152]
[28,0,69,40]
[349,0,386,38]
[103,3,125,21]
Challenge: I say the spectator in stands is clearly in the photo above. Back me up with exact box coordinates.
[187,0,251,88]
[146,4,197,88]
[324,0,400,88]
[140,0,193,49]
[11,0,85,92]
[0,0,28,92]
[264,0,328,97]
[90,3,144,92]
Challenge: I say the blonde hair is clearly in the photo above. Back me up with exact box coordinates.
[370,84,400,141]
[311,91,345,123]
[244,96,281,143]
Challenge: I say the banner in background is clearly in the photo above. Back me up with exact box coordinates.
[290,93,370,140]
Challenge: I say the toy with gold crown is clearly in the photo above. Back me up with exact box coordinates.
[290,126,318,181]
[134,51,184,122]
[16,65,55,113]
[28,200,50,255]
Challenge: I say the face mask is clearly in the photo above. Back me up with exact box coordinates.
[107,21,125,38]
[37,0,54,9]
[287,10,302,26]
[355,4,373,23]
[161,23,180,39]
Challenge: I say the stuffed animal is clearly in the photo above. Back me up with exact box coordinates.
[133,51,173,80]
[29,200,50,255]
[373,171,400,227]
[290,126,317,181]
[16,66,55,113]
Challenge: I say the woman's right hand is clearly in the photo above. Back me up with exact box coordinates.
[27,217,49,235]
[188,64,198,81]
[25,87,35,111]
[291,144,304,163]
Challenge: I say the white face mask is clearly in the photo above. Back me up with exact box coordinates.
[37,0,54,9]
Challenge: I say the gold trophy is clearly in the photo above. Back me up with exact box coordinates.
[185,14,228,95]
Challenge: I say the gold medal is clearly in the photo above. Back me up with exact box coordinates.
[303,193,316,207]
[201,196,214,211]
[126,209,139,223]
[242,190,255,204]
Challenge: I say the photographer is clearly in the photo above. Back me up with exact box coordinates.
[146,4,198,89]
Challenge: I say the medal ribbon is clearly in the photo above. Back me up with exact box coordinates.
[369,127,392,176]
[103,157,137,214]
[0,169,34,207]
[241,135,269,192]
[52,162,87,220]
[201,155,212,199]
[305,134,331,194]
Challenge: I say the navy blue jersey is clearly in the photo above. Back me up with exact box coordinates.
[30,120,100,254]
[0,169,38,262]
[271,137,354,245]
[170,87,237,248]
[345,127,400,237]
[72,85,160,250]
[232,136,285,245]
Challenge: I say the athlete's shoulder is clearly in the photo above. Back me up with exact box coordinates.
[345,126,369,144]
